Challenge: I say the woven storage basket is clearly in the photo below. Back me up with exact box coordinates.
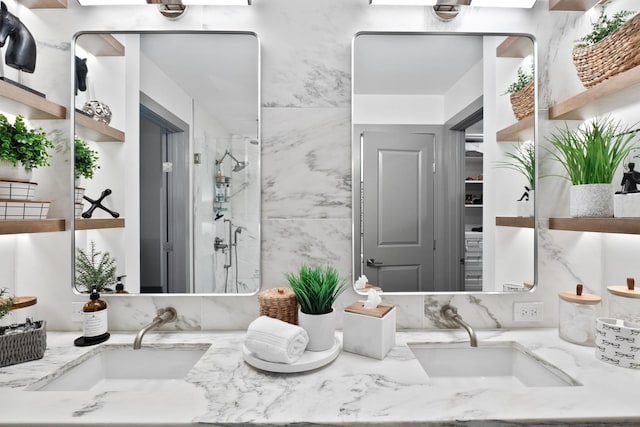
[0,320,46,367]
[509,80,534,121]
[258,287,298,325]
[573,13,640,89]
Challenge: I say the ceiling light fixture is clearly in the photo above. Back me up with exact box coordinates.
[369,0,535,7]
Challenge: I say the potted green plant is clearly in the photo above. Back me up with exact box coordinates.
[0,113,54,181]
[0,288,13,321]
[75,241,117,293]
[495,142,535,216]
[573,8,638,88]
[286,264,346,351]
[547,117,638,217]
[74,136,99,217]
[504,66,534,121]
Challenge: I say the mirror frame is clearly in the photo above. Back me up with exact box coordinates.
[351,31,538,295]
[71,30,262,296]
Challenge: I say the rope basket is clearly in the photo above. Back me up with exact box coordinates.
[0,320,46,367]
[573,13,640,89]
[509,80,534,121]
[258,287,299,325]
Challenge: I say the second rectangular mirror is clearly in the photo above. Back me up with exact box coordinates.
[353,32,536,293]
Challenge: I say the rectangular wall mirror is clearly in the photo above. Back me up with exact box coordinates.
[72,31,260,295]
[352,32,536,294]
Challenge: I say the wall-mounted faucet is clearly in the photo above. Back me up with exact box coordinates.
[441,304,478,347]
[133,307,177,350]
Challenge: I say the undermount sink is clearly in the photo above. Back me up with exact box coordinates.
[29,344,209,392]
[408,341,580,388]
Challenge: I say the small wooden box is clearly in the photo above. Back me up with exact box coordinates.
[343,302,396,360]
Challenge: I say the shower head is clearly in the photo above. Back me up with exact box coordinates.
[233,161,248,172]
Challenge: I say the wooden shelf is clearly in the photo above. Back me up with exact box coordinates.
[496,36,533,58]
[0,219,65,235]
[19,0,66,8]
[465,205,483,208]
[496,216,534,228]
[465,180,483,184]
[75,112,125,142]
[0,79,66,120]
[549,66,640,120]
[549,0,600,11]
[75,218,125,230]
[549,217,640,234]
[76,34,125,57]
[496,115,534,142]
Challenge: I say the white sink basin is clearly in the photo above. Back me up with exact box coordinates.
[29,344,209,392]
[408,341,579,388]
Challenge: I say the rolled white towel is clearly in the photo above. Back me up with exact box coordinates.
[245,316,309,364]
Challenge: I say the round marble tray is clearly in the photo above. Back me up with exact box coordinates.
[242,337,340,373]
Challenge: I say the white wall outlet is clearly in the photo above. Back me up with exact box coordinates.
[71,302,84,323]
[513,302,544,322]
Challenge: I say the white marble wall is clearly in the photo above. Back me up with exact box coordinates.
[2,0,639,331]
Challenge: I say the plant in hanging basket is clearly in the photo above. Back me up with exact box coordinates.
[75,241,117,293]
[573,8,640,88]
[504,66,534,121]
[74,136,99,180]
[286,265,346,315]
[0,113,54,171]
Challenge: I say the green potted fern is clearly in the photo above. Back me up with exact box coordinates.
[75,241,117,293]
[504,66,534,121]
[0,113,54,181]
[287,265,346,351]
[547,117,638,217]
[495,142,535,216]
[74,136,99,217]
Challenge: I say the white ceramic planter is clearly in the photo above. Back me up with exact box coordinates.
[570,184,613,217]
[297,309,335,352]
[614,192,640,217]
[0,160,32,182]
[516,190,534,217]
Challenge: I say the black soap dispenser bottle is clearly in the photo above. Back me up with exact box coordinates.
[74,288,110,346]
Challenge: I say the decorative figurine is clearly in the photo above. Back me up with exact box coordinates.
[517,186,531,201]
[617,162,640,194]
[82,189,119,219]
[82,100,112,125]
[75,56,87,96]
[0,2,36,73]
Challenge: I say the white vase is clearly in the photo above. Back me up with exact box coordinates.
[0,160,32,182]
[297,309,336,352]
[570,184,613,218]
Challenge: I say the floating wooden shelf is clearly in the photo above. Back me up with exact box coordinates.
[19,0,66,8]
[549,66,640,120]
[549,217,640,234]
[465,205,483,208]
[496,36,533,58]
[0,80,66,120]
[496,115,534,142]
[465,180,483,184]
[76,34,125,57]
[75,112,125,142]
[0,219,65,235]
[496,216,534,228]
[549,0,600,11]
[75,218,125,230]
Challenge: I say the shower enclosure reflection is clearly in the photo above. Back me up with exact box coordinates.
[73,32,260,295]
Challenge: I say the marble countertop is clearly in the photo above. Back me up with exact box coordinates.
[1,328,639,426]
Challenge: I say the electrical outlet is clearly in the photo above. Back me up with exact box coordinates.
[513,302,544,322]
[71,302,84,322]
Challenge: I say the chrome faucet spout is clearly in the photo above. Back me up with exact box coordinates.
[441,304,478,347]
[133,307,177,350]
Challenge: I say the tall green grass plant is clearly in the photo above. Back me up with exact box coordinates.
[496,142,536,190]
[286,265,346,315]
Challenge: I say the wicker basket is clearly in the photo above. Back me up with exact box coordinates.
[258,287,298,325]
[573,13,640,89]
[0,320,46,367]
[509,80,534,121]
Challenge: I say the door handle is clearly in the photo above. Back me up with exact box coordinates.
[366,258,383,267]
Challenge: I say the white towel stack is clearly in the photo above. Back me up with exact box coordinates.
[245,316,309,364]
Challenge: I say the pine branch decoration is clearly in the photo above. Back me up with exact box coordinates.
[75,241,117,293]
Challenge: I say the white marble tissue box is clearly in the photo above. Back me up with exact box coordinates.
[343,303,396,360]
